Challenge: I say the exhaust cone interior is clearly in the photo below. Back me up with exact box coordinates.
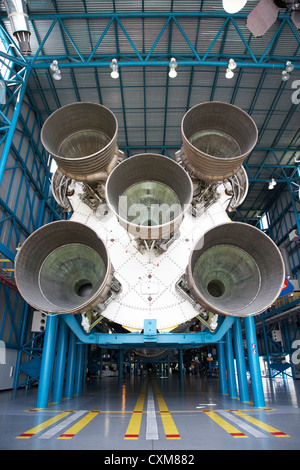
[15,221,112,314]
[41,102,118,180]
[181,101,258,182]
[106,153,193,239]
[186,222,285,317]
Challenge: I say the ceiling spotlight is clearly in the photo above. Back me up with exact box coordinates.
[223,0,248,13]
[52,70,61,81]
[228,58,237,70]
[50,60,62,80]
[168,57,178,78]
[281,70,290,81]
[225,68,234,79]
[286,61,295,73]
[110,58,119,79]
[50,60,59,72]
[269,179,277,189]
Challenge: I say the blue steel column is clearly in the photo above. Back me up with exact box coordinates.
[0,68,31,185]
[74,342,84,395]
[178,349,184,380]
[64,330,77,399]
[52,318,69,403]
[224,328,238,398]
[36,314,58,408]
[13,302,29,389]
[244,316,265,408]
[217,341,227,395]
[233,318,250,402]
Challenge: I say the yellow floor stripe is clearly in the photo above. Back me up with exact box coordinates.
[16,412,72,439]
[124,383,146,440]
[203,411,248,438]
[58,411,100,439]
[232,410,290,437]
[152,381,180,440]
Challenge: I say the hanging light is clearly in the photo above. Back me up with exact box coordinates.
[225,68,234,79]
[222,0,248,14]
[50,60,62,80]
[281,70,290,81]
[168,57,178,78]
[286,61,295,73]
[110,58,119,79]
[52,70,61,81]
[268,179,277,190]
[228,58,237,70]
[50,60,59,72]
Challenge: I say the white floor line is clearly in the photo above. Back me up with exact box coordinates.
[217,410,268,438]
[146,386,159,440]
[38,410,88,439]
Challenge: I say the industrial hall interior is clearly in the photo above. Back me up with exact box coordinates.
[0,0,300,454]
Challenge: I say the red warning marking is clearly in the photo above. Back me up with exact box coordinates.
[18,433,34,437]
[125,434,139,438]
[230,432,247,437]
[59,433,75,438]
[166,434,180,438]
[271,431,288,436]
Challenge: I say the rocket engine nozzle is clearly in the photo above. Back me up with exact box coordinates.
[105,153,193,240]
[186,222,285,317]
[181,101,258,182]
[14,220,113,314]
[41,102,119,184]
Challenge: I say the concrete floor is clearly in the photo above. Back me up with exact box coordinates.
[0,373,300,454]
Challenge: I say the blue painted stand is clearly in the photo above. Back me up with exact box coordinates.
[217,341,227,395]
[244,316,265,408]
[36,314,58,409]
[233,318,250,403]
[64,331,77,400]
[74,343,85,395]
[224,328,238,398]
[52,319,69,403]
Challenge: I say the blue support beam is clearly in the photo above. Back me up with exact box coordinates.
[217,341,227,395]
[36,314,58,409]
[244,316,265,408]
[224,328,238,399]
[61,314,236,348]
[1,12,299,71]
[233,318,250,403]
[0,68,30,186]
[52,319,69,404]
[64,331,77,400]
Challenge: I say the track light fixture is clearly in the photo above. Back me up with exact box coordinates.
[50,60,61,81]
[225,68,234,79]
[110,58,119,79]
[269,179,277,189]
[168,58,178,78]
[228,58,237,70]
[281,61,295,81]
[286,61,295,73]
[225,59,237,79]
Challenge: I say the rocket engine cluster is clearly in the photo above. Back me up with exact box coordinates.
[14,101,285,335]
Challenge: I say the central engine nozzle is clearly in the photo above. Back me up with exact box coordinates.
[105,153,193,240]
[14,220,113,314]
[186,222,285,317]
[41,102,119,183]
[181,101,258,182]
